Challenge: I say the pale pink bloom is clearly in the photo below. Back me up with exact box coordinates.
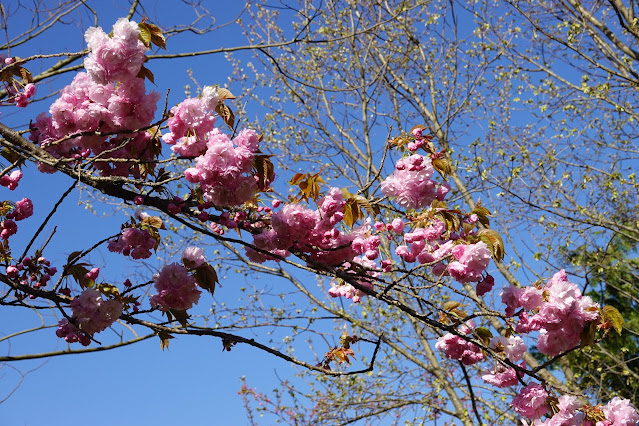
[519,287,544,310]
[83,18,147,85]
[150,263,201,311]
[436,332,485,365]
[201,86,220,110]
[512,383,549,419]
[602,397,639,426]
[501,284,523,316]
[447,241,491,283]
[234,128,260,151]
[182,246,206,269]
[71,288,122,335]
[536,327,581,356]
[481,363,522,388]
[381,154,437,210]
[108,227,156,259]
[490,335,527,362]
[390,218,405,233]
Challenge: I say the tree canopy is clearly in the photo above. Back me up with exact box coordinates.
[0,1,638,425]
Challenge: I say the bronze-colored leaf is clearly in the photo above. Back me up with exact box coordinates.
[432,157,452,178]
[168,309,190,328]
[136,65,155,84]
[462,222,475,235]
[217,87,236,100]
[18,66,33,83]
[602,305,624,335]
[443,301,465,311]
[215,103,235,129]
[67,250,84,264]
[477,229,505,261]
[579,321,598,348]
[193,262,218,295]
[158,331,174,350]
[141,215,164,230]
[253,154,275,191]
[450,308,468,319]
[138,23,152,47]
[289,172,325,201]
[475,327,493,346]
[145,22,166,49]
[342,199,359,228]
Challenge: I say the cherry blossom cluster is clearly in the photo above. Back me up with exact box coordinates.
[380,153,446,210]
[481,335,526,388]
[501,269,600,356]
[83,18,147,85]
[149,246,206,311]
[0,170,23,190]
[1,197,33,240]
[435,320,485,365]
[395,218,493,286]
[328,256,380,303]
[515,386,639,425]
[161,86,219,156]
[182,128,266,206]
[107,227,156,259]
[56,288,123,346]
[245,188,377,266]
[433,267,636,423]
[160,87,269,207]
[30,19,159,177]
[0,56,36,108]
[108,210,162,259]
[5,255,57,292]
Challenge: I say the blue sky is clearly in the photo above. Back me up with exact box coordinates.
[0,2,303,425]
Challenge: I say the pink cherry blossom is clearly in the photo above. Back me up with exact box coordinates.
[107,227,156,259]
[7,197,33,221]
[447,241,491,283]
[150,263,201,311]
[83,18,147,84]
[70,288,123,335]
[0,170,23,190]
[512,383,549,419]
[380,154,438,210]
[602,397,639,426]
[182,246,206,269]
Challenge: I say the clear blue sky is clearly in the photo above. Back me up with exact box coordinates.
[0,2,300,425]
